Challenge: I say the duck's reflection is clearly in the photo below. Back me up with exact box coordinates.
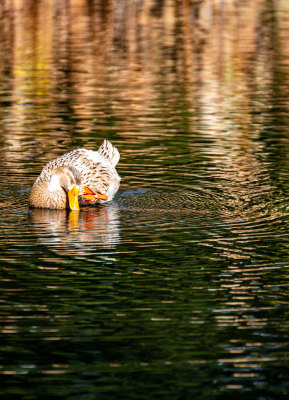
[29,206,120,255]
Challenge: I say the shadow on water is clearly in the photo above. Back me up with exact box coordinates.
[1,185,289,399]
[1,183,289,400]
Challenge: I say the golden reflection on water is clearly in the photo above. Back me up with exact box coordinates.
[0,0,288,165]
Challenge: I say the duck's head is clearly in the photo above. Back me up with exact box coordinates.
[49,166,81,211]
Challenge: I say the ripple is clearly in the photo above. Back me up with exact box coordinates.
[116,189,228,214]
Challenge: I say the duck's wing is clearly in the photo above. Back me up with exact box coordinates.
[77,141,120,192]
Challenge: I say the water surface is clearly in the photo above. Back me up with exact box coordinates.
[1,1,289,399]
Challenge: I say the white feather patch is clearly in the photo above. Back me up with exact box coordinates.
[83,150,103,163]
[48,174,62,191]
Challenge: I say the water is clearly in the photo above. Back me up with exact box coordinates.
[1,0,289,398]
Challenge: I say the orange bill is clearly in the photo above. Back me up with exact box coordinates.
[68,185,80,211]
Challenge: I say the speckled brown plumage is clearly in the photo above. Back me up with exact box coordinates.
[29,140,121,209]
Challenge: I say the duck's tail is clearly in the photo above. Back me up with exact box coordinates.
[98,140,120,167]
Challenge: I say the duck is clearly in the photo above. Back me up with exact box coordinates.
[29,140,120,211]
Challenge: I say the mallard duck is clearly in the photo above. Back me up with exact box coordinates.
[29,140,120,211]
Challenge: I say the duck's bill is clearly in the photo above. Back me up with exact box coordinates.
[68,185,80,211]
[82,186,108,203]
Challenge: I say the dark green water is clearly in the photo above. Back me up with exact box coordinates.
[1,1,289,399]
